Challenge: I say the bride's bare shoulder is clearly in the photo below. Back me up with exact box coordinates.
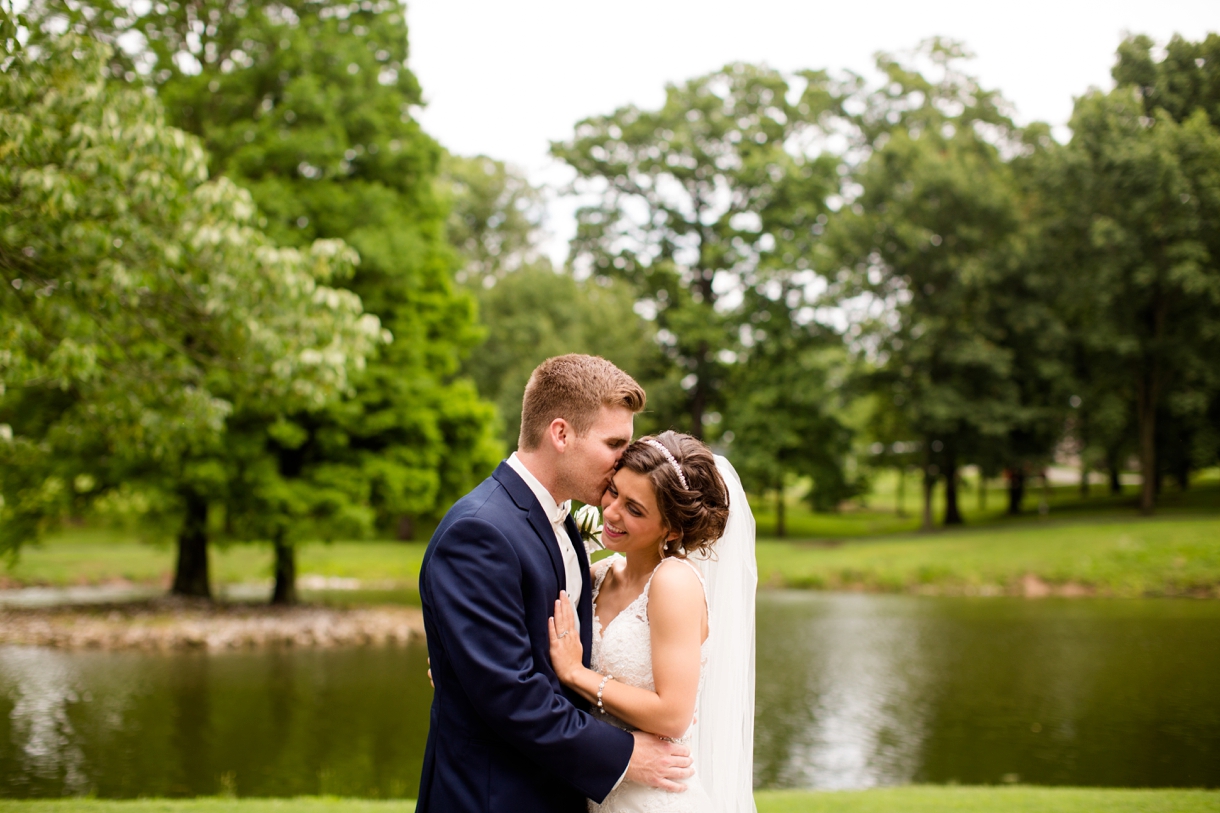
[649,557,704,600]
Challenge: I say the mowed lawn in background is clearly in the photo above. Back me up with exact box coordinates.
[3,475,1217,598]
[2,788,1220,813]
[756,516,1220,595]
[0,527,430,591]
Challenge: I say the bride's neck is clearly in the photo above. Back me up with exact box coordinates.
[621,548,664,586]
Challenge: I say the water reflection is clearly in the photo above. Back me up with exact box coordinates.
[0,647,93,794]
[755,593,934,788]
[0,643,434,798]
[2,594,1219,798]
[755,593,1220,789]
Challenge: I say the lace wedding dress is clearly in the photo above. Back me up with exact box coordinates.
[588,556,714,813]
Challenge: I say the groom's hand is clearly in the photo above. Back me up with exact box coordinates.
[625,731,693,792]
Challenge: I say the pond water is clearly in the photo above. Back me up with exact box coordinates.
[755,592,1220,790]
[1,592,1217,798]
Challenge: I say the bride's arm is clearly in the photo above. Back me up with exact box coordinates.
[549,560,704,740]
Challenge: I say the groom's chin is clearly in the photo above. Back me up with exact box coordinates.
[577,482,610,508]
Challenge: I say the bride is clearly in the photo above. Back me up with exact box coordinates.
[549,431,757,813]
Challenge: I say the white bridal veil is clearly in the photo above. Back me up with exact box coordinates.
[692,455,758,813]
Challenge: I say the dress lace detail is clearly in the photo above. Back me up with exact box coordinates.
[588,556,712,813]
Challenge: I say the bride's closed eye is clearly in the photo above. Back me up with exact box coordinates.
[608,483,644,517]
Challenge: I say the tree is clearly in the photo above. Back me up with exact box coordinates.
[1039,36,1220,513]
[1110,34,1220,501]
[439,155,660,449]
[728,335,860,534]
[32,0,501,595]
[0,34,385,574]
[552,63,845,436]
[461,268,660,449]
[1113,34,1220,130]
[441,153,546,287]
[834,41,1050,528]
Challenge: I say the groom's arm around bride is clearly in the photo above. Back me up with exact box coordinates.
[416,355,692,813]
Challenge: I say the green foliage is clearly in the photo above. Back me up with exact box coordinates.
[836,40,1072,524]
[1114,33,1220,129]
[0,34,383,555]
[553,63,845,435]
[30,0,502,548]
[441,153,546,286]
[1035,37,1220,512]
[728,303,861,515]
[439,153,661,448]
[461,267,660,448]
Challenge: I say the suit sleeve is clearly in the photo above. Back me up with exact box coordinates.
[423,516,634,801]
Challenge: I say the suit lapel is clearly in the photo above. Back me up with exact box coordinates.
[493,462,567,594]
[565,514,595,666]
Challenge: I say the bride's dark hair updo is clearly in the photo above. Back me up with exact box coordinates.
[617,430,730,558]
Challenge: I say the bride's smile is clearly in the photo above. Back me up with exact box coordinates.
[600,468,676,556]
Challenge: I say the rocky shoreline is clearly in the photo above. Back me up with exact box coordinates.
[0,598,425,650]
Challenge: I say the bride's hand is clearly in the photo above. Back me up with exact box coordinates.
[548,591,584,685]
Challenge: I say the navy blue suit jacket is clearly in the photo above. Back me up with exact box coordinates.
[416,461,635,813]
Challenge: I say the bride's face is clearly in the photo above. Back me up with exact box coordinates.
[600,468,675,555]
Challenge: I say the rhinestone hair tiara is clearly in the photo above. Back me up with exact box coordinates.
[643,438,688,490]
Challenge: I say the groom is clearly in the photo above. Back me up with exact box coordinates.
[417,354,693,813]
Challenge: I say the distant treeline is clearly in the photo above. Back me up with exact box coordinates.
[1,2,1217,599]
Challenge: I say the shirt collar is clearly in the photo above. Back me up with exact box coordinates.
[507,453,570,526]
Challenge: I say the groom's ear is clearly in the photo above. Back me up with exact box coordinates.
[548,418,572,452]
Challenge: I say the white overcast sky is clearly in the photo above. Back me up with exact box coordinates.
[405,0,1219,263]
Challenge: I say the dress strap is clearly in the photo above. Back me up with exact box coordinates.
[591,554,621,603]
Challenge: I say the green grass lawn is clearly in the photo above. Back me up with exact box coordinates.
[0,528,429,591]
[757,787,1220,812]
[4,474,1217,598]
[1,788,1217,813]
[756,515,1220,596]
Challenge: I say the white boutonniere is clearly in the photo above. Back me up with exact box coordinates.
[573,504,604,556]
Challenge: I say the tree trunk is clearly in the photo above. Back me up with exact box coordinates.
[977,473,987,511]
[775,477,786,539]
[1136,372,1159,516]
[1176,462,1190,491]
[687,219,716,440]
[171,490,211,598]
[921,469,936,532]
[1136,294,1166,515]
[1007,469,1025,515]
[1108,459,1122,495]
[271,532,297,605]
[396,515,415,541]
[943,455,962,526]
[688,341,709,441]
[896,466,906,517]
[1079,464,1090,498]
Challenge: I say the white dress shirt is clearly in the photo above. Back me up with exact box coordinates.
[507,453,582,633]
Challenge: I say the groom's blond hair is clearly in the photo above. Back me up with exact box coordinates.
[518,355,646,451]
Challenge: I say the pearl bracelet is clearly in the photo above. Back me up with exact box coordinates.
[596,674,614,712]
